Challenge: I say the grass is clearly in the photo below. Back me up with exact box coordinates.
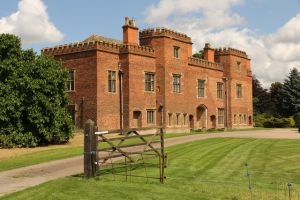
[0,147,83,172]
[2,137,300,200]
[0,127,271,172]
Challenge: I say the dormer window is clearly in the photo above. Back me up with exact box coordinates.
[173,46,180,58]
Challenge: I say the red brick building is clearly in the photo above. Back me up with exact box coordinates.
[42,17,253,132]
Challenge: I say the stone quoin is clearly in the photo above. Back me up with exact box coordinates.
[42,17,253,132]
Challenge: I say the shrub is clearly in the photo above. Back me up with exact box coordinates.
[294,113,300,127]
[263,117,292,128]
[254,113,270,127]
[255,113,294,128]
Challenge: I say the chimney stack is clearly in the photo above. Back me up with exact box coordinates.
[122,16,139,45]
[203,43,215,62]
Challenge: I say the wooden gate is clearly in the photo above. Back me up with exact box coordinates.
[83,119,167,183]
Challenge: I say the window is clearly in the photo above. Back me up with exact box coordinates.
[217,82,223,99]
[198,79,205,97]
[145,72,155,92]
[147,110,155,124]
[173,46,180,58]
[243,114,247,124]
[183,113,187,126]
[173,74,181,93]
[108,70,116,93]
[233,114,237,124]
[168,113,173,126]
[236,84,242,98]
[176,113,180,126]
[217,108,224,125]
[239,114,242,124]
[67,70,75,91]
[237,61,242,71]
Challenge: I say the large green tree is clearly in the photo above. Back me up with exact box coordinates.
[0,34,72,147]
[281,68,300,117]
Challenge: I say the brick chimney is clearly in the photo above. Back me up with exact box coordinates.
[122,16,138,45]
[203,43,215,62]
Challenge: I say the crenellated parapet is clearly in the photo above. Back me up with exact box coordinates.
[188,57,224,71]
[120,44,155,58]
[42,41,155,57]
[42,41,119,55]
[215,47,249,59]
[139,27,192,44]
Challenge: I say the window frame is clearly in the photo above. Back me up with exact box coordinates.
[243,114,247,124]
[108,70,116,93]
[233,114,237,124]
[217,108,224,126]
[176,113,180,126]
[183,113,187,126]
[168,113,173,126]
[145,72,155,92]
[173,46,180,58]
[146,110,155,125]
[237,61,242,72]
[173,74,181,93]
[236,83,242,98]
[67,70,75,92]
[217,82,223,99]
[198,79,205,97]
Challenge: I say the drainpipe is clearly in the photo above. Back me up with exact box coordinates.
[223,77,229,129]
[118,63,124,134]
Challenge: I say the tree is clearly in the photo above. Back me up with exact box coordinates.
[252,76,272,114]
[0,34,72,147]
[281,68,300,117]
[269,82,285,117]
[193,50,204,59]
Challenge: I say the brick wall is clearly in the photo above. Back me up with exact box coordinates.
[42,21,253,132]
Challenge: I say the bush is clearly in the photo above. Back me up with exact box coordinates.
[254,113,270,127]
[294,113,300,127]
[255,113,294,128]
[263,117,292,128]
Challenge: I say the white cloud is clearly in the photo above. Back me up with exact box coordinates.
[144,0,245,29]
[0,0,64,45]
[265,14,300,62]
[143,0,300,87]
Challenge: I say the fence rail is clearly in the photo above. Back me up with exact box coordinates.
[83,119,166,183]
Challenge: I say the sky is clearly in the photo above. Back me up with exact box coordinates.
[0,0,300,88]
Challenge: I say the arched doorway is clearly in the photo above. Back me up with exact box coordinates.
[196,105,207,129]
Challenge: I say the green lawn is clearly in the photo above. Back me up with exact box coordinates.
[0,128,270,172]
[0,147,83,172]
[2,137,300,200]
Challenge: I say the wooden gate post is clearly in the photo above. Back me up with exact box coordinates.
[84,119,97,178]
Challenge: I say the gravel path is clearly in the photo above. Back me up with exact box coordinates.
[1,128,299,197]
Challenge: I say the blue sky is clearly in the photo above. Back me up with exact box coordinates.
[0,0,300,86]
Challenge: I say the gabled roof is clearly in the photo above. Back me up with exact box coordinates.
[83,34,123,44]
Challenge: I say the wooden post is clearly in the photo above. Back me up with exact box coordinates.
[84,119,97,178]
[160,106,165,183]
